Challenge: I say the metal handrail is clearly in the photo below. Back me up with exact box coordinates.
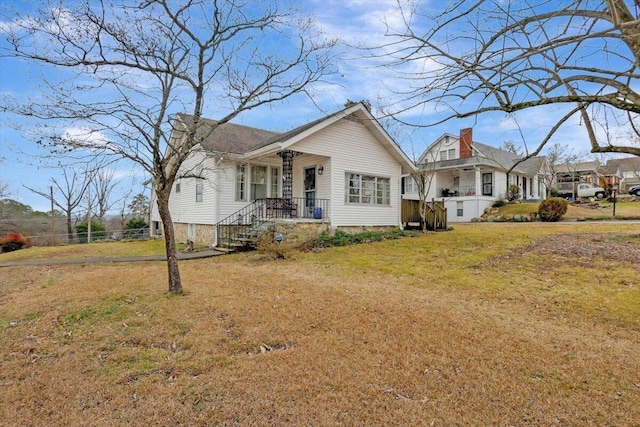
[216,199,268,250]
[215,197,330,250]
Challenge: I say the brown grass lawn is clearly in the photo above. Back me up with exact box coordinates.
[1,223,639,426]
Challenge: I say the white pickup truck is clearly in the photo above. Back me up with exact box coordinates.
[557,183,607,199]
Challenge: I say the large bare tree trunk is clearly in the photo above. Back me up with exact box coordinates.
[156,189,182,294]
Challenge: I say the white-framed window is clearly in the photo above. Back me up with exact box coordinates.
[195,181,203,202]
[404,176,418,194]
[195,166,203,202]
[346,173,390,205]
[456,201,463,217]
[270,167,280,197]
[448,148,456,160]
[250,165,268,200]
[440,150,448,161]
[236,164,246,201]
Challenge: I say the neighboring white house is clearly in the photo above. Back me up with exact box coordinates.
[404,128,548,222]
[150,102,416,246]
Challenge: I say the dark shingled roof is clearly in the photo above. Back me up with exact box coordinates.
[426,142,545,175]
[177,114,280,155]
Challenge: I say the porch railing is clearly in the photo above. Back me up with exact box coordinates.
[263,197,330,220]
[440,186,476,197]
[215,197,330,250]
[216,199,268,250]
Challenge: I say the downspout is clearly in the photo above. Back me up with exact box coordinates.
[212,155,223,248]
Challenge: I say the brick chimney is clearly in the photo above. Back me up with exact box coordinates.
[460,128,473,158]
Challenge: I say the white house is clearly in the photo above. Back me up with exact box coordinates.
[404,128,548,222]
[150,102,416,246]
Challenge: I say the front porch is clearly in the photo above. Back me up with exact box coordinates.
[215,197,330,252]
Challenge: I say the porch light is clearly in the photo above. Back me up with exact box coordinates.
[318,165,324,175]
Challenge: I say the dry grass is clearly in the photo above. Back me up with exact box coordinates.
[1,223,639,426]
[0,239,167,262]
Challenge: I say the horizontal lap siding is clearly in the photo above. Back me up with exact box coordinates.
[167,151,217,225]
[217,158,282,221]
[293,119,402,227]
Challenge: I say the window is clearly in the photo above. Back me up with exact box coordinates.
[270,167,280,197]
[440,150,448,161]
[195,166,203,202]
[175,183,181,193]
[448,148,456,160]
[250,165,267,200]
[456,201,463,217]
[482,172,493,196]
[236,164,246,201]
[404,176,418,194]
[345,173,390,205]
[195,180,203,202]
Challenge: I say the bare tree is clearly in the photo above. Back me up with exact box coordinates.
[91,167,119,222]
[0,179,8,201]
[2,1,337,293]
[25,166,93,242]
[379,0,640,158]
[543,142,569,196]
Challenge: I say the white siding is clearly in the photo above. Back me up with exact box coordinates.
[150,150,218,225]
[292,119,402,227]
[216,158,282,221]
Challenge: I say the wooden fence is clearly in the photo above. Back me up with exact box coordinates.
[401,199,447,231]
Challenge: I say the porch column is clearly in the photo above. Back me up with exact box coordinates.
[277,150,302,218]
[475,168,482,196]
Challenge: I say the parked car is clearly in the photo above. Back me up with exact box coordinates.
[628,184,640,196]
[557,183,607,199]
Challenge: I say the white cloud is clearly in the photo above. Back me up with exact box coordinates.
[61,126,111,149]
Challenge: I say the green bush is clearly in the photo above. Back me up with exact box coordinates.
[75,220,108,243]
[492,198,507,208]
[538,197,568,222]
[507,184,521,202]
[314,228,408,248]
[123,217,148,238]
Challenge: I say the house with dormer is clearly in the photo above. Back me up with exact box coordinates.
[403,128,548,222]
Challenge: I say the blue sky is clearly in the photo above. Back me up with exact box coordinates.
[0,0,624,212]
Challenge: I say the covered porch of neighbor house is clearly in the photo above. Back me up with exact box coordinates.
[434,168,496,199]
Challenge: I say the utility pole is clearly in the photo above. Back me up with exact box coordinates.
[50,186,55,239]
[87,186,92,243]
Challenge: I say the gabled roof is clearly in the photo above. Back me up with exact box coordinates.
[419,136,545,176]
[555,161,600,174]
[176,114,279,155]
[604,157,640,174]
[178,103,416,173]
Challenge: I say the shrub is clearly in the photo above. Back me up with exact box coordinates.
[314,228,408,249]
[0,232,31,253]
[507,184,521,202]
[75,220,108,243]
[492,198,507,208]
[123,217,148,238]
[255,232,297,260]
[538,197,568,222]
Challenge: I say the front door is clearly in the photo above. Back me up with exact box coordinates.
[522,177,527,200]
[304,167,316,217]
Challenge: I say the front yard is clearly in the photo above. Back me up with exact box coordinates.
[1,223,639,425]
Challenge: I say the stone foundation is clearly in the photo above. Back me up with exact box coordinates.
[171,222,217,246]
[262,219,330,246]
[259,221,398,246]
